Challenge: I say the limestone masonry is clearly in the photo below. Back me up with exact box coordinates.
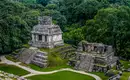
[74,41,118,72]
[18,16,64,68]
[30,16,64,48]
[17,48,48,67]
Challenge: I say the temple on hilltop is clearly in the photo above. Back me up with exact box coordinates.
[30,16,64,48]
[74,41,118,72]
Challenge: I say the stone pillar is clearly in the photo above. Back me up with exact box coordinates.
[42,35,45,42]
[51,35,53,42]
[48,36,52,42]
[36,35,38,41]
[32,34,34,41]
[34,34,36,42]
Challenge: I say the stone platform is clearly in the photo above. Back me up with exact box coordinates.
[17,48,48,68]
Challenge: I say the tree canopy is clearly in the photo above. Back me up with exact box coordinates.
[1,0,130,59]
[83,6,130,59]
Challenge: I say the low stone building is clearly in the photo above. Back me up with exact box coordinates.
[74,41,118,72]
[30,16,64,48]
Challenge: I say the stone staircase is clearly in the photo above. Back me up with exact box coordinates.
[17,48,48,68]
[31,51,48,67]
[17,48,37,64]
[75,54,94,72]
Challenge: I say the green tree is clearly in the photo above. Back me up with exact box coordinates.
[84,6,130,59]
[76,0,102,25]
[58,0,84,24]
[42,4,67,27]
[64,28,85,45]
[0,0,39,53]
[36,0,51,6]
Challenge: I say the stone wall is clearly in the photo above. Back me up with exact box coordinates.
[74,41,118,72]
[75,53,94,72]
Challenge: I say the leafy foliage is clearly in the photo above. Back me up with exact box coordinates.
[1,0,130,59]
[36,0,51,6]
[84,6,130,59]
[0,0,39,53]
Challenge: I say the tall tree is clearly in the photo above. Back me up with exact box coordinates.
[83,6,130,59]
[36,0,51,6]
[0,0,39,53]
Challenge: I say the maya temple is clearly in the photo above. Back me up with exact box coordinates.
[30,16,64,48]
[17,16,118,72]
[17,16,64,67]
[74,41,118,72]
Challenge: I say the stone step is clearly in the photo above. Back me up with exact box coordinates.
[33,58,47,62]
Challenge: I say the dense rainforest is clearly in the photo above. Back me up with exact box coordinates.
[0,0,130,59]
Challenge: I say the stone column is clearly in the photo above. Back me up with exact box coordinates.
[42,35,45,42]
[36,35,38,41]
[51,36,53,42]
[48,36,52,42]
[32,34,34,41]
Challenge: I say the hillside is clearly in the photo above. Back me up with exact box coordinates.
[0,0,130,60]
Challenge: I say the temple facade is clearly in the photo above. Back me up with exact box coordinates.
[30,16,64,48]
[74,41,118,72]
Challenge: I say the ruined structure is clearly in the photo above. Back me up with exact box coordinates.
[17,48,48,67]
[31,51,48,67]
[30,16,64,48]
[17,16,64,68]
[74,41,118,72]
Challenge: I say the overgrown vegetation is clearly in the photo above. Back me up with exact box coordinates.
[90,72,109,80]
[120,72,130,80]
[40,44,75,67]
[120,60,130,69]
[1,1,130,79]
[0,0,130,60]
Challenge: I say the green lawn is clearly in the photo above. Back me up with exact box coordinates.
[0,64,29,76]
[120,60,130,69]
[28,71,95,80]
[120,72,130,80]
[90,72,109,80]
[28,64,72,72]
[5,55,18,62]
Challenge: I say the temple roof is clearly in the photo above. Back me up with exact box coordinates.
[31,16,62,35]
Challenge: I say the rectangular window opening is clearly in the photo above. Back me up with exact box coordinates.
[39,35,42,41]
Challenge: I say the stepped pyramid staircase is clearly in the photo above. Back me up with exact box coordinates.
[75,54,94,72]
[17,48,48,67]
[31,51,48,67]
[18,48,37,64]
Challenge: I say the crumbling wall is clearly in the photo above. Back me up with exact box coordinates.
[75,53,94,72]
